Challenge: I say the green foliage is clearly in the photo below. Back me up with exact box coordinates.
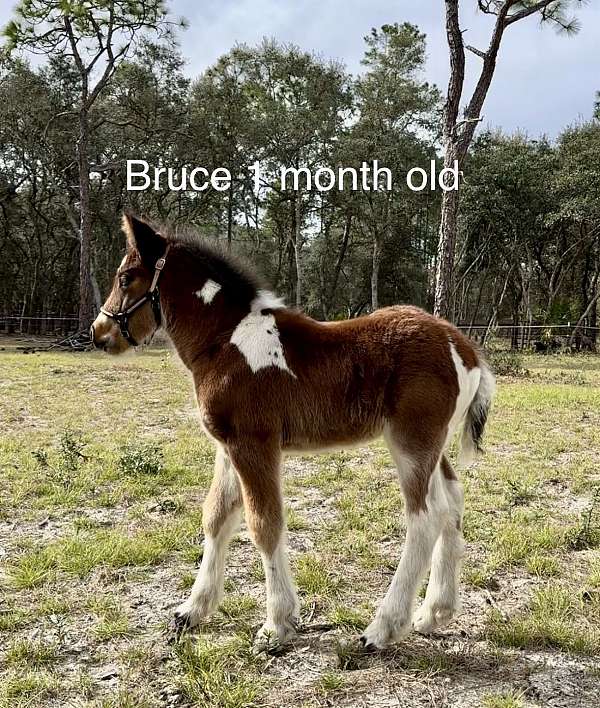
[487,350,529,378]
[117,441,163,477]
[566,487,600,550]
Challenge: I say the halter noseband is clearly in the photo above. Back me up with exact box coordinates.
[100,245,169,346]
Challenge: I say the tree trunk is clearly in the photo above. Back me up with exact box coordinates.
[77,111,94,330]
[434,153,460,320]
[328,211,352,315]
[569,289,600,347]
[371,229,382,311]
[434,0,512,321]
[226,188,233,251]
[293,192,303,309]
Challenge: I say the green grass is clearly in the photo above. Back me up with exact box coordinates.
[2,346,600,705]
[490,520,566,569]
[487,586,600,655]
[173,636,265,708]
[88,597,132,641]
[5,639,59,668]
[525,554,559,577]
[327,604,370,631]
[8,515,202,588]
[482,691,524,708]
[0,670,58,708]
[219,595,258,621]
[319,671,345,693]
[295,553,340,597]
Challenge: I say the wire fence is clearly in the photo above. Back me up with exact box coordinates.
[457,323,599,351]
[1,314,598,352]
[0,315,79,336]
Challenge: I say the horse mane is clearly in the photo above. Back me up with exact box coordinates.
[153,219,265,304]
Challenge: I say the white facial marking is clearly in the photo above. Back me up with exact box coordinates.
[94,312,112,329]
[230,311,295,376]
[195,279,222,304]
[250,289,285,312]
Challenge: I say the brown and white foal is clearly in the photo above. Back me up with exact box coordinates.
[91,213,494,651]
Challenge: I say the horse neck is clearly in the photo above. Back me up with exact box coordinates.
[159,264,249,370]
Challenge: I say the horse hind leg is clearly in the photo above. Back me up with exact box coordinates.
[413,454,464,634]
[360,425,449,649]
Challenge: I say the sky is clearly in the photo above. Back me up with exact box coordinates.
[1,0,598,140]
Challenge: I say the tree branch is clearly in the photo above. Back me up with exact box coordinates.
[63,15,86,91]
[505,0,561,26]
[443,0,466,146]
[466,44,487,59]
[458,1,515,156]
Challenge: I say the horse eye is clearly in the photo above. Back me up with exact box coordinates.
[119,273,133,288]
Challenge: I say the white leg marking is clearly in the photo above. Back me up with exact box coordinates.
[175,508,241,626]
[195,278,222,304]
[175,450,241,627]
[255,535,300,649]
[362,456,449,649]
[413,475,464,633]
[230,311,295,376]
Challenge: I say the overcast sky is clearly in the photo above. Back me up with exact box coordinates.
[2,0,598,139]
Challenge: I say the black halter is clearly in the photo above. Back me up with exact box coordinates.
[100,246,169,346]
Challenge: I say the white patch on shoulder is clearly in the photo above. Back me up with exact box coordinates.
[195,279,221,304]
[230,311,295,376]
[250,289,285,312]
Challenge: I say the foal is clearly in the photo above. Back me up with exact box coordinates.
[91,213,495,651]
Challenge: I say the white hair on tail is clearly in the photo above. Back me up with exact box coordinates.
[447,342,481,465]
[458,357,495,466]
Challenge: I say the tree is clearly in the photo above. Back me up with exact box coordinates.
[353,23,440,310]
[434,0,585,321]
[2,0,182,329]
[234,40,352,308]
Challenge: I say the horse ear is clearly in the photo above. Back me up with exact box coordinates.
[121,212,166,268]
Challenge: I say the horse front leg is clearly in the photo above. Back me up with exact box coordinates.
[174,444,242,630]
[227,437,299,653]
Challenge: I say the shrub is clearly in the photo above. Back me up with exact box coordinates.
[487,350,528,377]
[117,442,163,477]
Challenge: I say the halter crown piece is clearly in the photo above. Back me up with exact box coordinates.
[100,242,170,346]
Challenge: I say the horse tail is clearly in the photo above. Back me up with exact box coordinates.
[458,356,495,466]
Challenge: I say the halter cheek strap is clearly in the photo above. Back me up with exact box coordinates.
[100,245,169,346]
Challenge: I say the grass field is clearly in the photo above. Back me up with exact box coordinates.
[1,342,599,707]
